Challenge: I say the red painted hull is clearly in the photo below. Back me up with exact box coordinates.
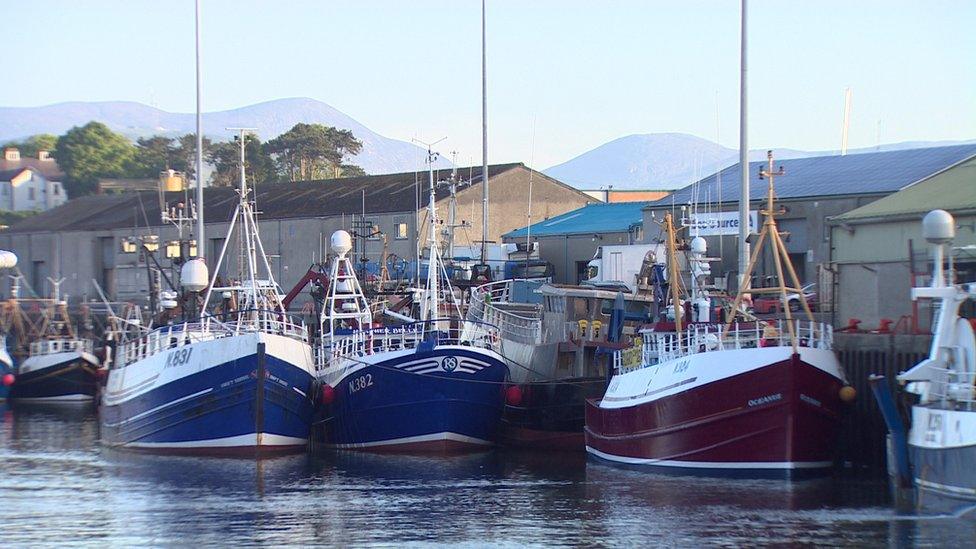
[584,355,844,477]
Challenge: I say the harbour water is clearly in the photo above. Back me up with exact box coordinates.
[1,406,973,547]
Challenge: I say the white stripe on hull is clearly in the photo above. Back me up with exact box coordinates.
[14,394,94,403]
[122,433,307,449]
[326,432,492,450]
[916,478,976,499]
[102,388,214,428]
[586,446,833,470]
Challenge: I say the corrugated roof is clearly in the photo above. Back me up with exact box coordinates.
[832,157,976,222]
[4,163,526,233]
[505,201,648,238]
[645,144,976,208]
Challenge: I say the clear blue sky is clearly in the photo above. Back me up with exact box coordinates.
[5,0,975,168]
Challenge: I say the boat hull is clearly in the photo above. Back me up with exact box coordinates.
[9,353,100,403]
[101,333,316,456]
[585,350,845,478]
[907,407,976,513]
[499,377,606,450]
[315,346,508,453]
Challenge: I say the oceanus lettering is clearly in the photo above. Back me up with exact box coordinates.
[748,393,782,407]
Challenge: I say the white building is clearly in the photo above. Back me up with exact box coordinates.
[0,148,68,212]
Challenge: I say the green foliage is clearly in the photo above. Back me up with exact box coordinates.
[265,123,364,181]
[54,122,137,196]
[208,135,274,188]
[0,210,39,228]
[2,134,58,158]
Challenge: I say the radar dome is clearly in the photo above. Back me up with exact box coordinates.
[331,230,353,257]
[0,250,18,269]
[180,258,209,292]
[922,209,955,244]
[690,236,707,255]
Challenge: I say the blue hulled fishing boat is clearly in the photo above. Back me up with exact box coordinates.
[313,148,508,452]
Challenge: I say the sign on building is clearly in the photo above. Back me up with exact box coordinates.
[687,211,759,236]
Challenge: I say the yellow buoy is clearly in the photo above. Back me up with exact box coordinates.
[839,385,857,402]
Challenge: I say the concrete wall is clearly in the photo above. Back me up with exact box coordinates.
[445,166,596,248]
[830,213,976,328]
[0,211,421,310]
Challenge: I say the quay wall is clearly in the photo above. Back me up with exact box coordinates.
[833,332,931,473]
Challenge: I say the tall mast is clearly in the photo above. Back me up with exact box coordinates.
[425,146,440,322]
[737,0,749,289]
[480,0,489,264]
[194,0,205,257]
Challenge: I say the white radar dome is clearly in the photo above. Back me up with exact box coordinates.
[331,230,353,257]
[690,236,707,255]
[180,258,209,292]
[922,209,955,244]
[0,251,18,269]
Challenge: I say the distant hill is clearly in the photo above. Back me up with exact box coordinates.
[0,98,450,175]
[544,133,976,190]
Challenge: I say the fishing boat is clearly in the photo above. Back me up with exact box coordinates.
[872,210,975,513]
[584,152,852,478]
[100,130,317,454]
[467,280,650,449]
[313,147,509,452]
[3,288,101,404]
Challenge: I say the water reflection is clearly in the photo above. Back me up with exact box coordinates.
[0,408,972,546]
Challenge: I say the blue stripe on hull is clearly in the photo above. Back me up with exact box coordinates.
[585,449,831,480]
[316,348,508,451]
[100,352,315,453]
[910,442,976,513]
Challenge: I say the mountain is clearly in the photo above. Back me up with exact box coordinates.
[544,133,976,190]
[0,98,449,175]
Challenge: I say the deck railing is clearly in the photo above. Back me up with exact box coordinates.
[116,309,307,368]
[30,338,94,357]
[316,318,501,372]
[637,319,834,367]
[928,367,976,411]
[467,280,543,345]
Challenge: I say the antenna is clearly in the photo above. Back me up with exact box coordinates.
[841,87,853,155]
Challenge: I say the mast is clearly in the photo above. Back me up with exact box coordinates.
[737,0,749,289]
[194,0,205,257]
[423,146,441,322]
[480,0,489,265]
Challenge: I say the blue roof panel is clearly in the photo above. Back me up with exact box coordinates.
[505,201,648,238]
[647,144,976,208]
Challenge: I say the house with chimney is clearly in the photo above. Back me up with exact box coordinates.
[0,147,68,212]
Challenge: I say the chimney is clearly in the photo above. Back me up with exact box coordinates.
[39,150,52,161]
[4,148,19,162]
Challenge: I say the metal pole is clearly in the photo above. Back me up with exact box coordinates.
[480,0,489,264]
[194,0,205,258]
[737,0,749,289]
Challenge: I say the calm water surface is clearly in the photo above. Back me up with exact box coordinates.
[1,406,973,547]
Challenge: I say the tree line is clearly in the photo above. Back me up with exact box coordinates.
[3,122,366,197]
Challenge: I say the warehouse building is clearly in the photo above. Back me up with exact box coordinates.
[640,144,976,298]
[829,154,976,329]
[0,163,594,307]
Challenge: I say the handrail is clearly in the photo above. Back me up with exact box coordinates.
[316,318,502,371]
[115,308,308,368]
[635,319,834,368]
[29,338,94,357]
[468,279,543,345]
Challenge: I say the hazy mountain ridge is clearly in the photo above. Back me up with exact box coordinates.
[0,98,449,175]
[543,133,976,190]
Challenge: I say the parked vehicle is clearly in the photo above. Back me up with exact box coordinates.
[584,244,664,293]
